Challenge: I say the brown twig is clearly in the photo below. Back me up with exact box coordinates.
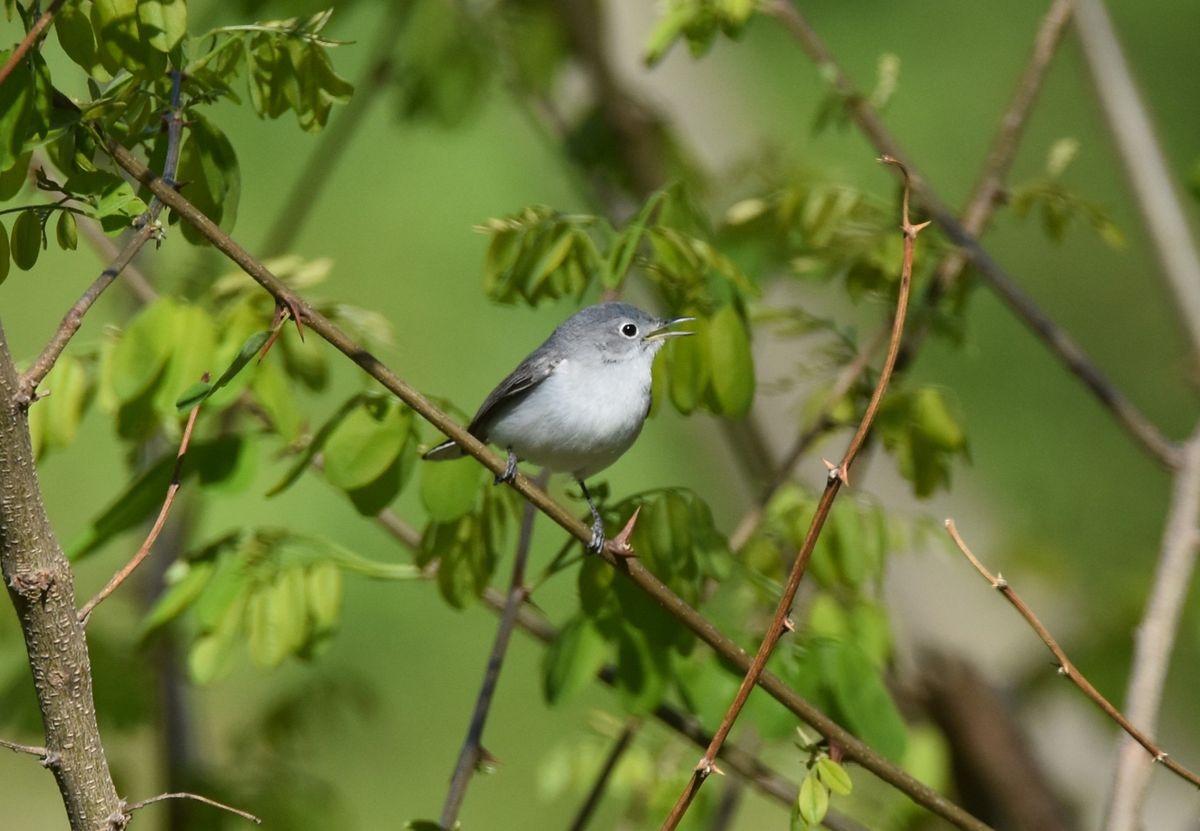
[762,0,1178,470]
[18,71,185,403]
[439,470,547,828]
[107,138,990,831]
[121,791,261,825]
[0,0,67,88]
[0,736,49,757]
[944,519,1200,790]
[568,718,641,831]
[660,158,926,830]
[77,388,203,626]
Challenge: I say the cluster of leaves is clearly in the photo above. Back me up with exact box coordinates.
[1010,138,1126,249]
[791,740,854,831]
[876,384,969,497]
[644,0,759,65]
[142,527,420,683]
[0,3,353,277]
[541,489,730,712]
[721,177,911,299]
[739,485,908,760]
[478,187,760,417]
[416,459,520,609]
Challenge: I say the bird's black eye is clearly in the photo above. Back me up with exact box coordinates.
[621,323,638,338]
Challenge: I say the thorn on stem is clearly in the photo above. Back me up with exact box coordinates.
[781,616,796,633]
[607,506,641,556]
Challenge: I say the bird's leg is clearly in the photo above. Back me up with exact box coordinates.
[578,479,605,554]
[494,448,518,485]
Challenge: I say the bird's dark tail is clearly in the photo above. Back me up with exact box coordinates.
[422,439,464,461]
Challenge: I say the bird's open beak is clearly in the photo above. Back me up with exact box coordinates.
[645,317,695,341]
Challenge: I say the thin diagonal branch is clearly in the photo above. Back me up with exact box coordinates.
[944,519,1200,790]
[1103,428,1200,829]
[77,387,203,626]
[18,70,185,403]
[661,159,926,829]
[122,791,261,825]
[1074,0,1200,358]
[0,0,67,88]
[568,718,641,831]
[439,470,547,829]
[107,137,990,831]
[763,0,1178,470]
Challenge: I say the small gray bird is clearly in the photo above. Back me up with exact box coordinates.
[423,302,693,552]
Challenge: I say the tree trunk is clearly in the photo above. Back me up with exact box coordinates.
[0,320,122,829]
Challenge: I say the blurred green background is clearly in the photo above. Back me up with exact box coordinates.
[2,0,1199,828]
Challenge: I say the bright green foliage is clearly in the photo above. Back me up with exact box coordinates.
[541,614,608,705]
[9,208,41,270]
[173,114,240,244]
[790,753,852,830]
[877,384,969,497]
[1011,139,1126,249]
[645,0,759,66]
[418,483,518,608]
[28,354,93,458]
[142,528,421,682]
[563,489,730,711]
[420,455,486,522]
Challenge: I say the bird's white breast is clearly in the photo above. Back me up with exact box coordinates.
[488,354,654,478]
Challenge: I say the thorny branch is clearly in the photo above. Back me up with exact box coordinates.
[77,388,204,626]
[121,791,261,825]
[944,520,1200,790]
[107,138,990,831]
[660,158,927,830]
[0,0,67,88]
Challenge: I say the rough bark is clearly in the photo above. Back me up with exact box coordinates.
[0,320,122,830]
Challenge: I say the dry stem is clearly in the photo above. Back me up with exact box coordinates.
[944,520,1200,790]
[77,392,203,625]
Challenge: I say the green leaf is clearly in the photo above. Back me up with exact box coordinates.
[420,455,483,522]
[177,114,241,244]
[911,386,964,451]
[542,615,607,706]
[614,624,669,713]
[815,757,853,796]
[55,210,78,250]
[796,772,829,825]
[92,0,163,77]
[137,0,187,54]
[10,209,41,271]
[818,640,907,761]
[108,297,178,403]
[175,330,270,411]
[306,561,343,633]
[667,314,709,414]
[141,559,215,637]
[27,353,91,457]
[266,393,364,497]
[189,590,248,684]
[55,2,106,78]
[0,220,9,285]
[250,356,301,442]
[324,398,412,491]
[707,303,754,415]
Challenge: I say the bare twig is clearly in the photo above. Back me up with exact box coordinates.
[661,158,926,829]
[568,719,641,831]
[0,0,67,88]
[944,519,1200,790]
[18,70,186,403]
[1103,429,1200,828]
[122,791,261,824]
[1074,0,1200,357]
[77,387,203,625]
[107,138,990,831]
[439,470,547,828]
[762,0,1178,470]
[0,736,48,757]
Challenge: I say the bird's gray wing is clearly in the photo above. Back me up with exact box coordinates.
[423,346,560,460]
